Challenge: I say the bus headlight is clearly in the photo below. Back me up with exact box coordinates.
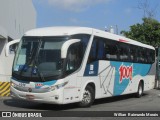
[10,81,17,88]
[50,82,68,91]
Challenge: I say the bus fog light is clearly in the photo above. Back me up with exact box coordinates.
[55,95,59,100]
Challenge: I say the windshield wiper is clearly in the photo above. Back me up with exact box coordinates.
[32,39,46,82]
[19,46,37,76]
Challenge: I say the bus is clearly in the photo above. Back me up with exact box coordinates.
[10,27,156,107]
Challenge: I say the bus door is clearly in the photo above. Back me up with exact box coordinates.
[63,41,83,103]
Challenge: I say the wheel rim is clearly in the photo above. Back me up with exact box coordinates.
[82,90,91,104]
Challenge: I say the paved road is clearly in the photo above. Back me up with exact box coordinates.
[0,89,160,112]
[0,89,160,120]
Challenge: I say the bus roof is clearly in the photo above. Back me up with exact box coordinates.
[24,26,93,37]
[24,26,155,50]
[92,28,155,50]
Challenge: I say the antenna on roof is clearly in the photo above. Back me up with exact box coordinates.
[115,25,118,35]
[109,26,114,34]
[105,25,119,35]
[104,26,108,32]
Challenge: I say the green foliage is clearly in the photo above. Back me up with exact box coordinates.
[121,18,160,47]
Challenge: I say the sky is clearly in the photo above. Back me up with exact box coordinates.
[32,0,160,34]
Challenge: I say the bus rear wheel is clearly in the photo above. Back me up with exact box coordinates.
[136,82,143,98]
[78,85,95,107]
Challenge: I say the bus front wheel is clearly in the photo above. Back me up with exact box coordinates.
[78,85,95,107]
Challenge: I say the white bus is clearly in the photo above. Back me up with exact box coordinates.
[10,27,156,107]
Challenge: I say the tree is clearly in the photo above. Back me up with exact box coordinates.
[137,0,158,18]
[121,17,160,47]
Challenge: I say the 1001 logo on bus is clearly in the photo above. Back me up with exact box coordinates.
[119,64,133,83]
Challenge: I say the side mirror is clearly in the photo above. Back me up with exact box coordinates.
[61,39,81,58]
[5,39,20,57]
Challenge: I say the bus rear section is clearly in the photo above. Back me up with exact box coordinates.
[83,35,155,100]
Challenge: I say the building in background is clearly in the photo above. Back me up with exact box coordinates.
[0,0,36,96]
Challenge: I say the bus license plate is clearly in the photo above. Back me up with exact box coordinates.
[19,82,26,87]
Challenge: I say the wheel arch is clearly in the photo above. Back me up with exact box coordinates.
[80,81,96,100]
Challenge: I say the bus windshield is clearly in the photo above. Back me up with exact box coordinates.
[13,37,67,81]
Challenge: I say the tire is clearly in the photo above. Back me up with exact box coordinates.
[78,85,95,107]
[136,82,143,98]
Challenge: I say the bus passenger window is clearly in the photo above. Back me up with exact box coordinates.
[119,47,125,61]
[138,49,144,62]
[105,45,110,59]
[109,45,118,60]
[97,40,105,60]
[104,41,119,61]
[150,50,155,63]
[129,48,133,61]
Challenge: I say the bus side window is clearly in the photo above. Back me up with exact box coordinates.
[71,34,90,57]
[97,40,105,60]
[105,44,110,60]
[109,44,118,60]
[131,45,136,62]
[150,50,155,63]
[104,41,119,61]
[142,48,147,63]
[120,43,131,61]
[139,48,145,63]
[88,39,97,63]
[137,48,141,62]
[129,46,134,61]
[66,42,83,74]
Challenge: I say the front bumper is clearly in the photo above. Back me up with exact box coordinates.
[10,86,63,104]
